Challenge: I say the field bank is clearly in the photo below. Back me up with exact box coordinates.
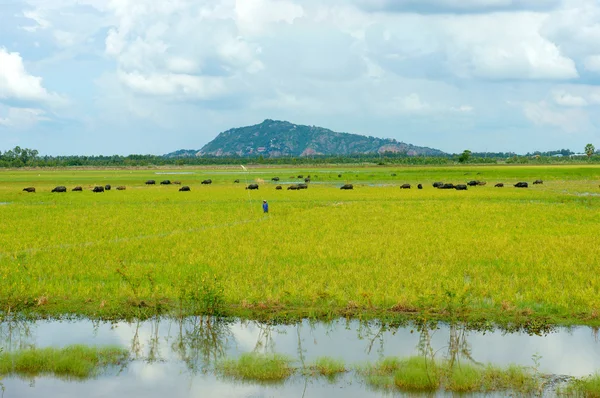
[1,165,599,325]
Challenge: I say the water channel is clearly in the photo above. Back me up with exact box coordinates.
[1,317,598,397]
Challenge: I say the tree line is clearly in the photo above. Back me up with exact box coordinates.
[0,145,598,168]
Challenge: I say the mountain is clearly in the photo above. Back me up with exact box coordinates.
[165,119,446,158]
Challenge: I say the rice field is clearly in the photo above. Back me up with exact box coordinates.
[0,165,599,324]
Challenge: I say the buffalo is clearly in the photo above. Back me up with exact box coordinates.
[533,180,543,185]
[304,178,311,183]
[92,186,104,193]
[172,181,182,185]
[297,175,304,179]
[338,174,342,178]
[234,179,240,183]
[160,180,171,185]
[391,173,397,177]
[477,181,487,186]
[455,184,468,190]
[145,180,156,185]
[52,186,67,193]
[179,186,191,192]
[467,181,479,186]
[105,184,111,190]
[276,186,283,190]
[340,184,354,190]
[272,177,280,182]
[22,187,35,193]
[438,183,455,190]
[433,182,444,188]
[401,184,411,189]
[246,184,259,190]
[72,186,83,192]
[201,179,212,185]
[494,183,504,188]
[514,182,528,188]
[298,183,308,190]
[417,184,423,189]
[287,185,299,190]
[116,186,126,190]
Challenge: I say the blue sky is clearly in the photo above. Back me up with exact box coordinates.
[1,0,599,156]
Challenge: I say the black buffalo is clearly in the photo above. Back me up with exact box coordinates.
[467,180,479,186]
[287,185,299,190]
[52,186,67,193]
[92,186,104,193]
[201,179,212,185]
[272,177,280,182]
[338,174,342,178]
[533,180,543,185]
[276,186,282,190]
[22,187,35,193]
[455,184,468,190]
[433,182,444,188]
[145,180,156,185]
[340,184,354,190]
[304,178,311,183]
[105,184,111,190]
[297,183,308,190]
[297,175,303,179]
[514,182,528,188]
[116,186,126,190]
[234,179,240,183]
[160,180,171,185]
[391,173,397,177]
[438,183,455,189]
[179,186,191,192]
[72,186,83,191]
[401,184,411,189]
[417,184,423,189]
[246,184,259,190]
[495,183,504,188]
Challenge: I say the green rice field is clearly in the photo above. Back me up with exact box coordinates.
[0,165,599,325]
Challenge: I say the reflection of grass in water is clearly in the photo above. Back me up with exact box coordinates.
[304,357,346,381]
[359,356,541,394]
[561,374,600,397]
[0,345,129,380]
[216,353,294,384]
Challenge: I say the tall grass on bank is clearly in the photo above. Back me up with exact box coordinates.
[561,374,600,397]
[1,165,600,323]
[0,345,129,379]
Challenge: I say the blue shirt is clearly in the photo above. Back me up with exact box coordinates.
[262,202,268,212]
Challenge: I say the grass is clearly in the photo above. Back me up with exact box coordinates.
[0,345,129,379]
[216,352,294,383]
[304,356,346,380]
[561,374,600,397]
[358,356,541,394]
[1,165,600,325]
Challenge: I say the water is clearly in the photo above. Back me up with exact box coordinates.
[1,317,598,397]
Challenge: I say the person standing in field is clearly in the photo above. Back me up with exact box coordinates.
[262,200,269,214]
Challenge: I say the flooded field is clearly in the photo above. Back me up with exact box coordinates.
[1,317,599,397]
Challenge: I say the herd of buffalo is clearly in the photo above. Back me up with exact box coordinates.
[21,176,544,193]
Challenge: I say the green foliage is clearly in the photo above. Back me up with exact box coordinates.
[305,357,346,380]
[0,345,129,379]
[586,144,596,158]
[561,374,600,397]
[458,149,472,163]
[216,353,294,383]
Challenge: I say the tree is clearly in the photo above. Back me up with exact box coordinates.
[458,150,472,163]
[585,143,595,158]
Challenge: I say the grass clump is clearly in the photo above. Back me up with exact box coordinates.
[561,374,600,397]
[393,356,441,391]
[305,357,346,380]
[0,345,129,379]
[216,352,294,383]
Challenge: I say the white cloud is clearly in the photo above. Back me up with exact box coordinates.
[523,100,590,133]
[553,90,588,107]
[0,48,63,104]
[0,106,49,129]
[117,71,230,99]
[584,55,600,73]
[235,0,304,35]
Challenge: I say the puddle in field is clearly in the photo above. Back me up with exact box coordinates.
[1,317,598,397]
[0,202,11,205]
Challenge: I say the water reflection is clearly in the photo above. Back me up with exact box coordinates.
[0,316,599,397]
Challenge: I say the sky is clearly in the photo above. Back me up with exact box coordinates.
[0,0,600,156]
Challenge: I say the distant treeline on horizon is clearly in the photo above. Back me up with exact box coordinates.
[0,146,596,168]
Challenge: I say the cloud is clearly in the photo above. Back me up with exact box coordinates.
[523,100,590,133]
[553,90,588,107]
[0,48,64,105]
[584,55,600,73]
[354,0,561,14]
[0,106,49,129]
